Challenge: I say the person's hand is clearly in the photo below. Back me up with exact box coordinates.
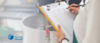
[55,24,65,43]
[68,4,80,15]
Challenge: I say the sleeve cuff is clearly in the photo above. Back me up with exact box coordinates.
[60,38,69,43]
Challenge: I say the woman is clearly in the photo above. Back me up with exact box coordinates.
[55,0,100,43]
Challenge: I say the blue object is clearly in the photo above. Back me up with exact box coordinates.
[8,34,14,40]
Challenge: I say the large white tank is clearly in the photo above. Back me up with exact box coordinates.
[22,14,57,43]
[22,14,46,43]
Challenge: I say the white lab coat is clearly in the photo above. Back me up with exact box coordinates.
[62,0,100,43]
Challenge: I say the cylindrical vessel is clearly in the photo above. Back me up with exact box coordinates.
[22,14,46,43]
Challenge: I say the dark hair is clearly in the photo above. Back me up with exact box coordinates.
[83,0,85,5]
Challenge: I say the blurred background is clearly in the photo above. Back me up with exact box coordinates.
[0,0,35,43]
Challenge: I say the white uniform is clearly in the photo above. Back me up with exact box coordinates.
[62,0,100,43]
